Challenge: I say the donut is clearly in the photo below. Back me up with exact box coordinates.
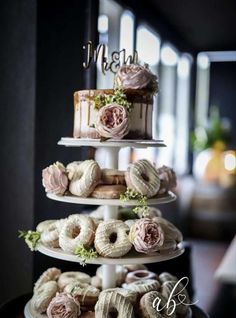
[31,281,58,313]
[34,267,61,293]
[36,220,57,232]
[47,292,81,318]
[58,271,91,291]
[125,159,160,198]
[159,272,178,284]
[40,221,62,248]
[99,288,138,305]
[125,270,157,284]
[91,276,102,289]
[124,219,138,228]
[152,217,183,243]
[96,265,128,286]
[94,220,132,258]
[65,282,100,311]
[101,168,126,185]
[95,290,134,318]
[91,184,126,199]
[66,160,101,197]
[122,279,160,296]
[59,214,95,253]
[124,264,147,272]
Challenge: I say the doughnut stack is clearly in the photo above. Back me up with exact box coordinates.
[42,159,177,199]
[31,266,192,318]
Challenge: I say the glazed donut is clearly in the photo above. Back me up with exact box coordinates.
[152,217,183,243]
[100,288,138,305]
[34,267,61,293]
[140,291,176,318]
[47,292,81,318]
[95,290,134,318]
[94,220,132,258]
[96,265,128,286]
[125,270,157,284]
[124,264,147,272]
[122,279,160,296]
[65,282,100,311]
[66,160,101,197]
[159,272,178,284]
[40,220,63,248]
[59,214,95,253]
[58,271,91,291]
[31,281,58,313]
[36,220,57,232]
[91,184,126,199]
[101,168,126,185]
[125,159,160,198]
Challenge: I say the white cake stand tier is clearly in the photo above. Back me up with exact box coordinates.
[37,243,185,265]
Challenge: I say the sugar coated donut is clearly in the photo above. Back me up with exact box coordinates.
[125,270,157,284]
[100,288,138,305]
[34,267,61,293]
[95,290,134,318]
[66,160,101,197]
[91,184,126,199]
[94,220,132,257]
[125,159,160,198]
[101,168,126,185]
[47,292,81,318]
[31,281,58,313]
[122,279,160,296]
[59,214,95,253]
[124,264,147,272]
[58,271,91,291]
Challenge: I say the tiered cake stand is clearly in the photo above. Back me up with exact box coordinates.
[24,138,207,318]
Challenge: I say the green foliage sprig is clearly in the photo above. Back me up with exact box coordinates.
[18,230,41,251]
[120,188,148,216]
[74,245,98,266]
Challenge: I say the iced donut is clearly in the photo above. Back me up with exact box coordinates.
[100,288,138,305]
[47,292,81,318]
[96,265,128,286]
[94,220,132,258]
[36,220,57,232]
[125,270,157,284]
[65,282,100,311]
[124,264,147,272]
[101,168,126,185]
[34,267,61,293]
[95,290,134,318]
[40,220,64,248]
[91,184,126,199]
[122,279,160,296]
[58,271,91,291]
[31,281,58,313]
[125,159,160,198]
[66,160,101,197]
[59,214,95,253]
[159,272,178,284]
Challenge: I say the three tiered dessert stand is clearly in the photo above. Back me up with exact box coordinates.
[24,138,207,318]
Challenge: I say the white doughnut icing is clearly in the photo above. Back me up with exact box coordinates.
[31,281,58,313]
[34,267,61,293]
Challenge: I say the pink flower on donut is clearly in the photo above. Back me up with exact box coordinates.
[47,292,81,318]
[116,64,158,91]
[157,165,177,194]
[96,103,130,139]
[129,218,164,254]
[42,162,68,195]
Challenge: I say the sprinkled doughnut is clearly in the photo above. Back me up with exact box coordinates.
[125,159,161,198]
[66,160,101,197]
[95,290,134,318]
[59,214,95,253]
[96,265,128,286]
[58,271,91,291]
[47,292,81,318]
[122,279,160,296]
[125,270,157,284]
[124,264,147,272]
[140,291,176,318]
[31,281,58,313]
[94,220,132,258]
[34,267,61,293]
[65,282,100,311]
[100,288,138,305]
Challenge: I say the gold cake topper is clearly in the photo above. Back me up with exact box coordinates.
[83,41,138,74]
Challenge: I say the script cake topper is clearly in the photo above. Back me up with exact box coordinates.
[83,41,139,74]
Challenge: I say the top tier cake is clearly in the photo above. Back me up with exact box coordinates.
[73,64,158,140]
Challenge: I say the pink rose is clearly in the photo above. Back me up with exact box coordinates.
[42,162,68,195]
[47,292,81,318]
[129,218,164,254]
[157,166,177,194]
[96,103,130,139]
[116,64,158,91]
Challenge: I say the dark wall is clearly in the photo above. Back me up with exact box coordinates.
[0,0,36,303]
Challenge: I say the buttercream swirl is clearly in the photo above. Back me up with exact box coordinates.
[96,103,130,139]
[42,162,68,195]
[116,64,158,91]
[47,292,81,318]
[157,165,177,194]
[129,218,164,254]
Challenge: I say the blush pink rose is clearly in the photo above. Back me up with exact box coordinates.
[96,103,130,139]
[47,292,81,318]
[129,218,164,254]
[157,166,177,194]
[42,162,68,195]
